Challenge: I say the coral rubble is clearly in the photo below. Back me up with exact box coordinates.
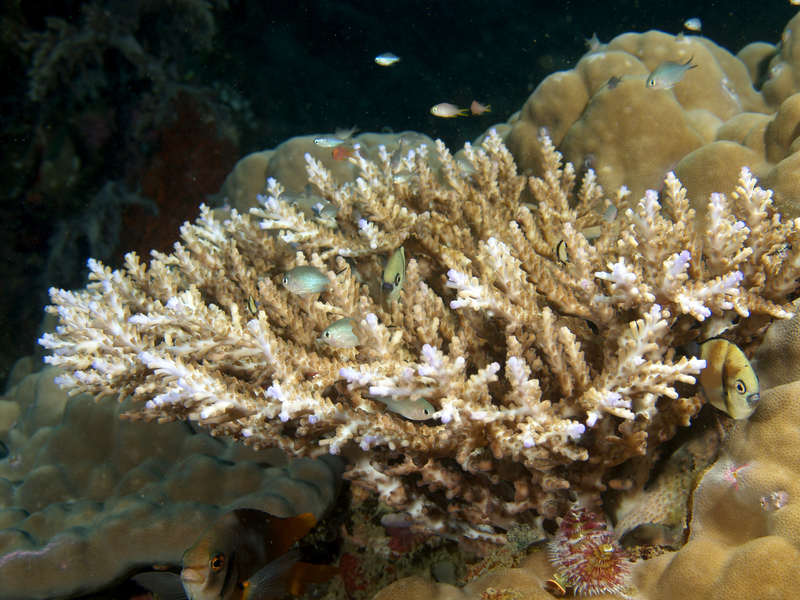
[40,128,799,550]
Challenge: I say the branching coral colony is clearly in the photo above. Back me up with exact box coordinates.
[41,129,800,548]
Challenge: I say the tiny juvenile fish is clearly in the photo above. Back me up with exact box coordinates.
[390,139,406,171]
[314,126,358,148]
[282,266,330,297]
[585,32,602,52]
[133,509,337,600]
[375,52,400,66]
[374,396,435,420]
[646,56,698,89]
[470,101,491,115]
[455,158,477,177]
[554,240,570,263]
[686,338,761,419]
[314,136,346,147]
[317,318,359,348]
[607,75,622,90]
[332,143,362,161]
[684,18,702,32]
[247,295,259,315]
[382,246,406,303]
[430,103,468,118]
[312,201,339,228]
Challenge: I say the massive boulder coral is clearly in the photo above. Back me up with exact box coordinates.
[0,365,344,600]
[507,13,800,219]
[39,128,800,550]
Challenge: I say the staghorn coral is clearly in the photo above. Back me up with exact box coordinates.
[39,129,800,548]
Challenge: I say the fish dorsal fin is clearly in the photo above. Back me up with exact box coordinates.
[242,549,300,600]
[132,572,188,600]
[286,562,340,596]
[269,512,316,556]
[230,510,316,558]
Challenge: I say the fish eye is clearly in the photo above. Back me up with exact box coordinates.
[325,331,332,337]
[282,276,289,284]
[210,554,224,572]
[423,409,430,415]
[735,379,747,394]
[394,273,401,286]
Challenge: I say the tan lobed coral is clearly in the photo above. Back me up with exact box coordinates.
[0,365,344,600]
[39,128,800,552]
[506,13,800,220]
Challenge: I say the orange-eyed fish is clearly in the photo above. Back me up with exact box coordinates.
[686,338,761,419]
[282,266,330,297]
[646,56,698,89]
[317,318,359,348]
[133,509,338,600]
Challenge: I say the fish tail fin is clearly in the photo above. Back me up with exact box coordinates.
[287,562,340,596]
[243,549,301,600]
[485,105,492,112]
[458,109,469,116]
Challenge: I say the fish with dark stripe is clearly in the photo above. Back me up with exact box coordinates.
[134,509,337,600]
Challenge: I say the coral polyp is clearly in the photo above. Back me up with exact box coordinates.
[548,507,632,596]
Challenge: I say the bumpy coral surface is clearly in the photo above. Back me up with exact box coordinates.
[0,366,344,600]
[40,129,799,547]
[507,15,800,220]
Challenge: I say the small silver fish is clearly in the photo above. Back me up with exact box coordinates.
[282,266,330,297]
[374,396,435,420]
[390,139,406,172]
[430,103,468,118]
[392,172,414,184]
[375,52,400,66]
[317,318,359,348]
[646,56,698,90]
[687,339,760,419]
[335,125,359,140]
[684,18,702,32]
[455,158,477,177]
[382,247,406,303]
[314,136,347,148]
[312,201,339,228]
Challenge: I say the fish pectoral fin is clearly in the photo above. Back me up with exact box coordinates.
[132,572,188,600]
[243,549,300,600]
[700,386,728,414]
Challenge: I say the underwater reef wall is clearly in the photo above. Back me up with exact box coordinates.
[5,9,800,600]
